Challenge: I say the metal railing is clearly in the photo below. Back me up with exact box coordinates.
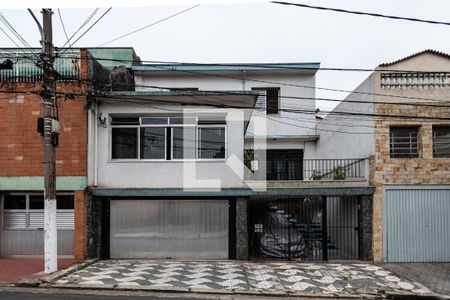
[246,158,368,181]
[303,158,366,181]
[0,50,81,82]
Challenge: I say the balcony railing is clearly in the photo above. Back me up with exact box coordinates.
[245,158,369,182]
[303,158,367,181]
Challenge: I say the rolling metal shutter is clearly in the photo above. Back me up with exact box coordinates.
[110,199,229,259]
[384,186,450,262]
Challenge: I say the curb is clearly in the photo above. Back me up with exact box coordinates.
[15,259,98,288]
[45,282,381,298]
[385,290,444,299]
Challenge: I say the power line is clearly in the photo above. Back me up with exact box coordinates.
[57,9,72,48]
[0,12,32,48]
[97,4,200,47]
[3,67,450,110]
[62,7,112,54]
[31,56,448,104]
[50,55,449,103]
[53,72,450,108]
[52,54,450,74]
[99,96,374,135]
[271,1,450,26]
[61,8,99,48]
[91,93,450,121]
[0,25,23,49]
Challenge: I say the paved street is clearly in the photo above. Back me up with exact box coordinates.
[53,260,430,297]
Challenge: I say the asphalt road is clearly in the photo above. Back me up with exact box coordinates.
[0,288,331,300]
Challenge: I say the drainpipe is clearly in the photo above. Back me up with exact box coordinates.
[242,70,246,90]
[94,102,99,187]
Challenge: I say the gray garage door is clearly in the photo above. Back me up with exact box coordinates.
[110,199,229,259]
[384,186,450,262]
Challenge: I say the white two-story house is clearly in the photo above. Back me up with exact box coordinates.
[87,62,374,261]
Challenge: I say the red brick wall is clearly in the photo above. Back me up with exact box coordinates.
[0,50,89,177]
[74,190,85,260]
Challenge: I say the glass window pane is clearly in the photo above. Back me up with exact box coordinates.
[111,117,139,125]
[141,127,166,159]
[172,127,196,159]
[112,128,138,159]
[198,127,225,159]
[57,195,74,209]
[29,195,44,209]
[4,195,26,209]
[141,117,168,125]
[169,117,196,125]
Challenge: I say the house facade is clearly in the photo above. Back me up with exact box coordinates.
[317,50,450,262]
[0,47,137,260]
[88,63,374,261]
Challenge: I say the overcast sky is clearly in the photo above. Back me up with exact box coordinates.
[1,0,449,111]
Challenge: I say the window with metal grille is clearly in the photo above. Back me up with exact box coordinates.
[433,126,450,158]
[389,126,419,158]
[2,194,74,230]
[252,88,279,114]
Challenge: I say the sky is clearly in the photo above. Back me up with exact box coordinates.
[1,0,449,111]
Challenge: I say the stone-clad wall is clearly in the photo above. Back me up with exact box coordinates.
[371,89,450,263]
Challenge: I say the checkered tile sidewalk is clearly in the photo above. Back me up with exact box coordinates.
[55,260,430,295]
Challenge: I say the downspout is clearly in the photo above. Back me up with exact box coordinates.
[94,102,99,187]
[242,70,246,90]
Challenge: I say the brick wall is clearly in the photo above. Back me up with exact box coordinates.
[372,100,450,262]
[0,49,91,260]
[0,51,88,177]
[74,190,85,260]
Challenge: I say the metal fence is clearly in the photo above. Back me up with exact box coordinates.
[248,196,359,261]
[0,50,80,82]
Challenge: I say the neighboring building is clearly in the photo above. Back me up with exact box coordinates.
[88,63,374,261]
[317,49,450,263]
[0,47,137,260]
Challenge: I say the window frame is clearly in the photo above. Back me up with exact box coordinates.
[197,124,227,160]
[110,116,227,161]
[433,125,450,158]
[251,87,280,115]
[1,193,74,231]
[389,126,419,158]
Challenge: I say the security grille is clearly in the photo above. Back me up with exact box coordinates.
[389,126,419,158]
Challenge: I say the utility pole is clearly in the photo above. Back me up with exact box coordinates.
[40,8,58,274]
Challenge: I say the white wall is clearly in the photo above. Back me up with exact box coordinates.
[93,102,248,189]
[135,72,317,138]
[315,75,375,159]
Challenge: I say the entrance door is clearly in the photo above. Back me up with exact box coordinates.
[110,199,229,259]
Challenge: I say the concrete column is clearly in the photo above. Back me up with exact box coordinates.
[235,197,248,260]
[359,195,373,261]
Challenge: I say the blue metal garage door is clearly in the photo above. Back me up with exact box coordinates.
[384,186,450,262]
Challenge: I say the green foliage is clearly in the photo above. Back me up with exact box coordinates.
[310,170,323,180]
[332,165,346,180]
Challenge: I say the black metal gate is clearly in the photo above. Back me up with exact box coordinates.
[248,196,359,261]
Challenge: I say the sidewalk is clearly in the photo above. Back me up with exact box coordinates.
[50,260,432,297]
[0,259,76,284]
[382,263,450,297]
